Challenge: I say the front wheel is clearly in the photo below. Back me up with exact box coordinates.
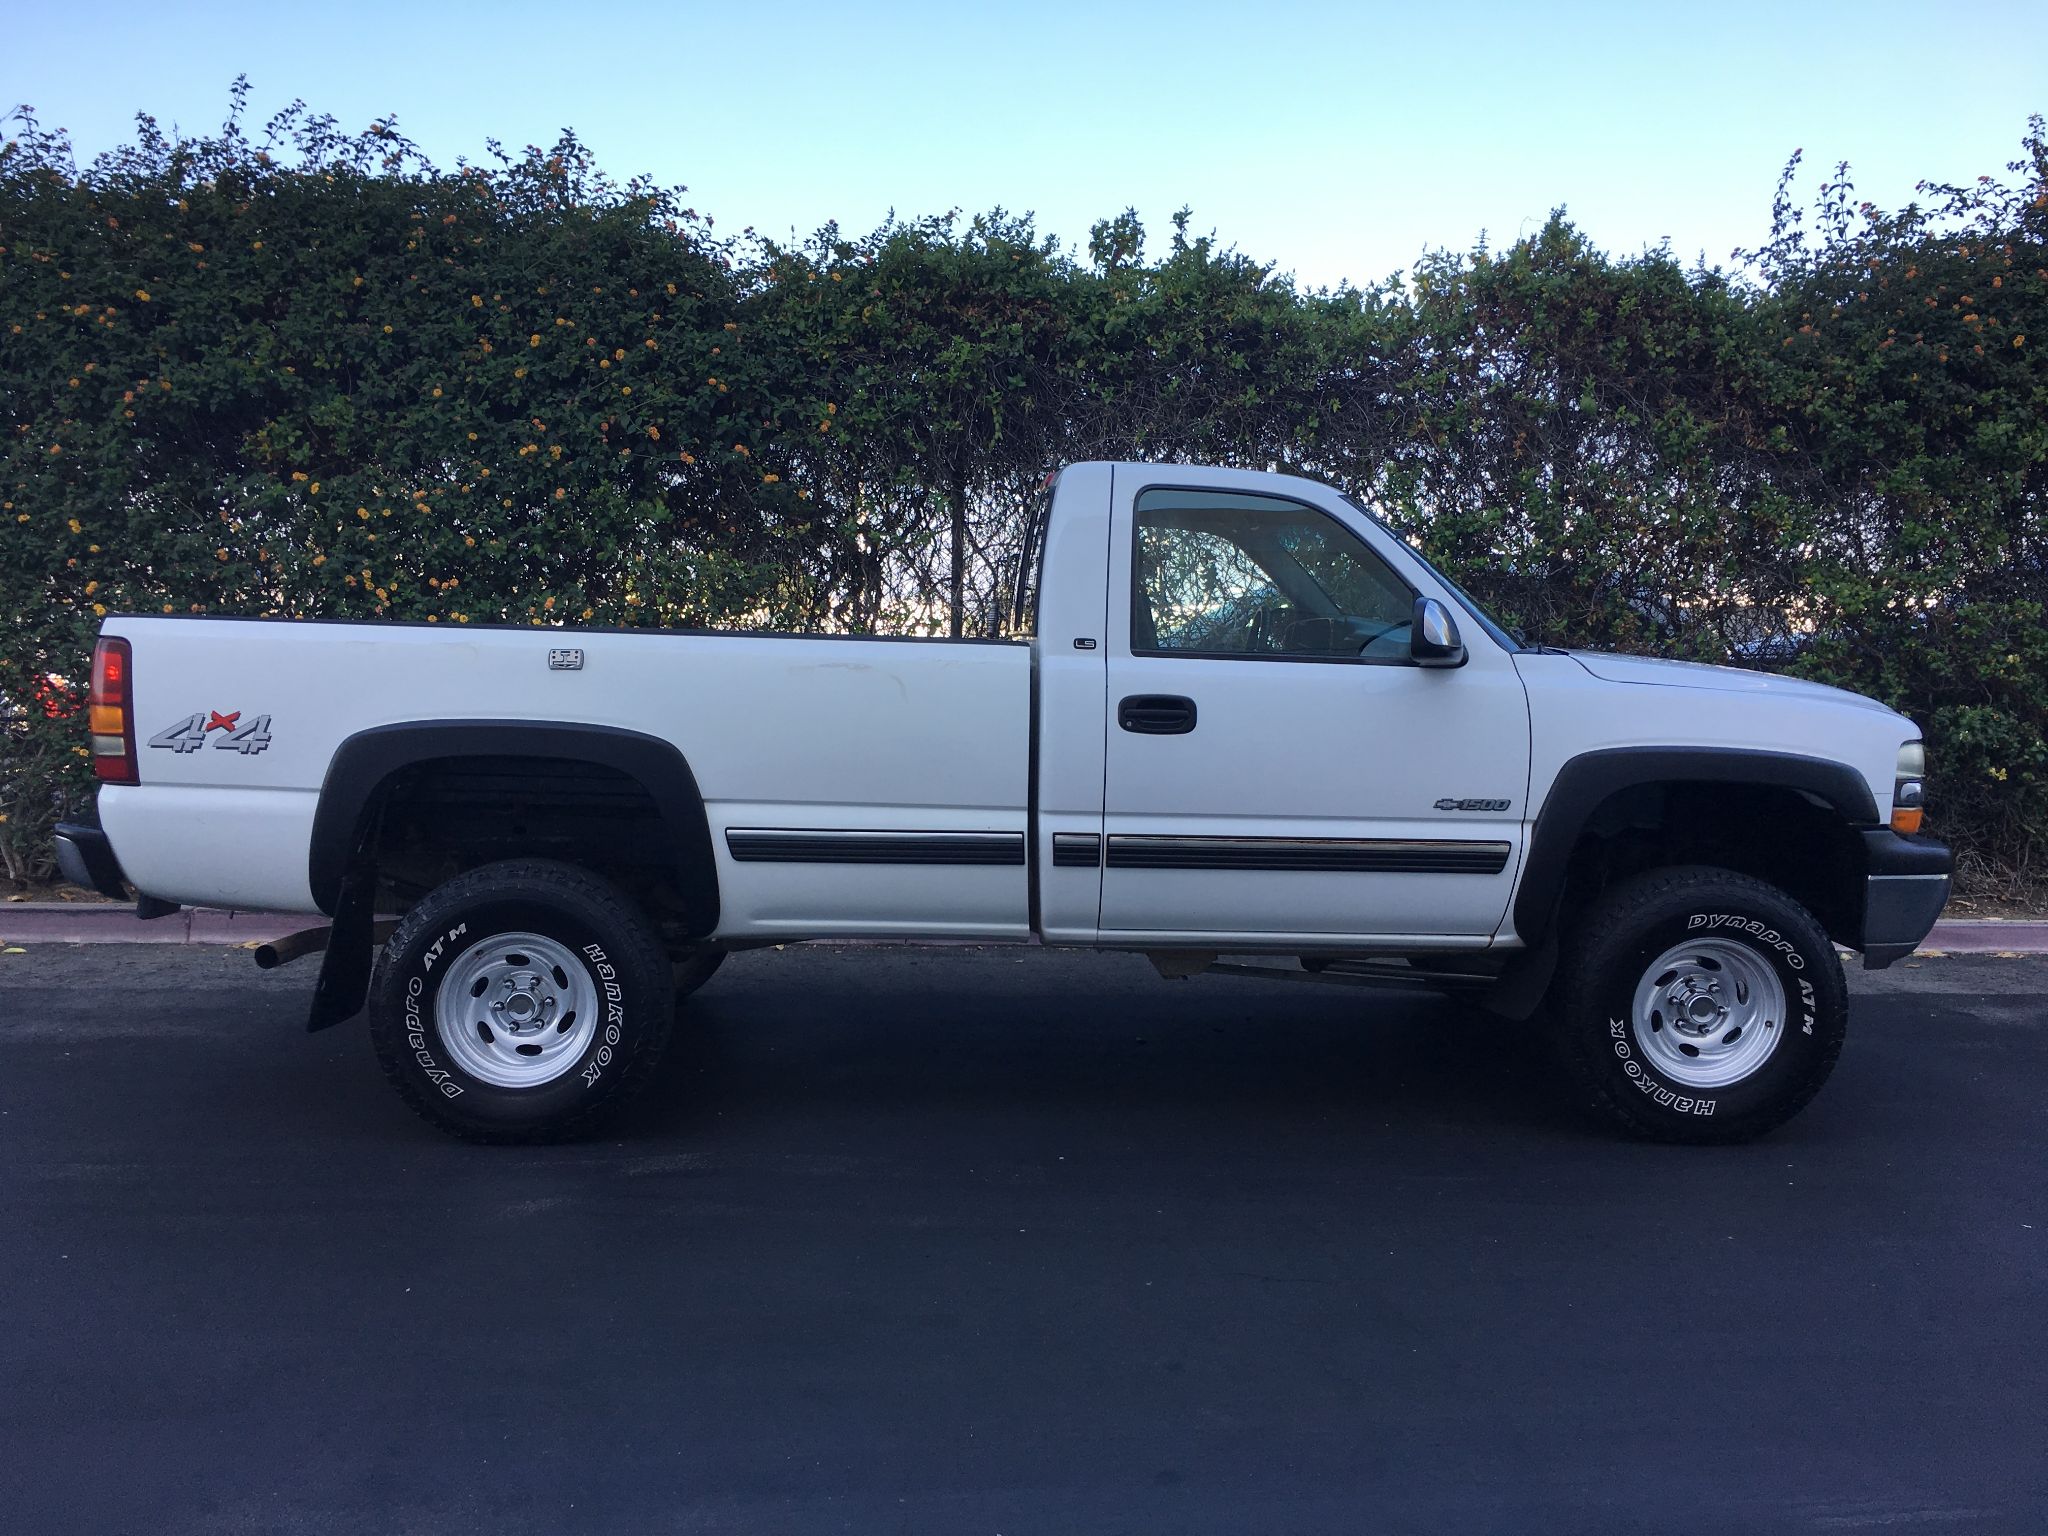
[1553,865,1847,1144]
[368,859,674,1143]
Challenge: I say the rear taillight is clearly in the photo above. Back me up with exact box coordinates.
[90,636,137,784]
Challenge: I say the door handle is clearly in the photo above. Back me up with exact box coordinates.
[1118,694,1198,734]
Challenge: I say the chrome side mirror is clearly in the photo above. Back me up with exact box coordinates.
[1411,596,1466,668]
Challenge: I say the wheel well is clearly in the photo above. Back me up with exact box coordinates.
[1552,781,1864,946]
[358,753,709,939]
[311,720,719,943]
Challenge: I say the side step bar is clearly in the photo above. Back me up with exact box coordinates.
[1146,952,1500,992]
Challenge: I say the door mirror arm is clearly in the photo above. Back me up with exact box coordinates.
[1411,597,1467,668]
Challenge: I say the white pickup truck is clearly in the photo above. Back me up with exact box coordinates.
[59,463,1950,1144]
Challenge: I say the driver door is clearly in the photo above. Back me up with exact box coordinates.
[1098,475,1530,943]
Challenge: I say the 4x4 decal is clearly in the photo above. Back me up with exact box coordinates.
[150,710,274,755]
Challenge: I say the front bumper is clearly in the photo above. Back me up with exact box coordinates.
[54,820,130,901]
[1857,830,1953,969]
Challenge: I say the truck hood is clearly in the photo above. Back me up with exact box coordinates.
[1569,650,1904,717]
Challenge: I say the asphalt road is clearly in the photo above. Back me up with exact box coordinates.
[3,944,2043,1535]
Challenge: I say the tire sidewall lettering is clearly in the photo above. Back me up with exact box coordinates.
[1608,1016,1713,1115]
[577,942,624,1087]
[404,924,471,1099]
[1678,912,1820,1039]
[1685,912,1805,971]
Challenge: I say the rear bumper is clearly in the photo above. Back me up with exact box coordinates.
[1857,830,1953,969]
[54,820,129,901]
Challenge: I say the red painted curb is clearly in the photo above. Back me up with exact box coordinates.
[1917,921,2048,953]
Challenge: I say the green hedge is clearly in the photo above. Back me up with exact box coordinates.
[4,93,2043,894]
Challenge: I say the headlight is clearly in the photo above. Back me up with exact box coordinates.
[1893,741,1926,835]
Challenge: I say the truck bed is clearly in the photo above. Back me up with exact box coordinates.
[99,617,1034,937]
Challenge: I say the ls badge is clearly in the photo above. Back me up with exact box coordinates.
[150,710,273,755]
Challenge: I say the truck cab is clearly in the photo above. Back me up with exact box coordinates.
[1030,463,1534,950]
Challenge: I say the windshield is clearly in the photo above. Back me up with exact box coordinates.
[1341,496,1525,653]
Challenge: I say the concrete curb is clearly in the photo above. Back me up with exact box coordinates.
[1,903,310,946]
[3,902,2044,955]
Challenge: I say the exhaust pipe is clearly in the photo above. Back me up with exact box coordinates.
[251,919,396,970]
[252,925,331,970]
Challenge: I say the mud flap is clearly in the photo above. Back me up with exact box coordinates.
[307,867,377,1032]
[1479,933,1559,1021]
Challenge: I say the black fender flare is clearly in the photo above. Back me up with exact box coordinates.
[1512,746,1880,949]
[307,719,719,932]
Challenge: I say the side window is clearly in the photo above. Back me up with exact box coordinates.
[1007,480,1054,638]
[1133,488,1415,660]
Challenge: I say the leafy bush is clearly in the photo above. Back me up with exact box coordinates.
[3,91,2042,895]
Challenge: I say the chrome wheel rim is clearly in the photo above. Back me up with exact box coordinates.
[433,931,599,1089]
[1630,936,1787,1089]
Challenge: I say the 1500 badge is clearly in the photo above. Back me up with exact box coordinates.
[149,709,273,755]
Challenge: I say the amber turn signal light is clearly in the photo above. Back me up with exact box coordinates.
[1891,776,1925,836]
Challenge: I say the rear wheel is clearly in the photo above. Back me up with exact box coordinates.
[1554,865,1847,1143]
[368,859,673,1143]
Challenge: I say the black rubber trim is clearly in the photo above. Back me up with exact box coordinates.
[53,820,128,900]
[1857,830,1953,969]
[1105,835,1510,874]
[724,829,1027,866]
[1052,833,1102,868]
[1514,747,1883,946]
[309,720,719,931]
[1025,650,1044,935]
[1860,828,1955,879]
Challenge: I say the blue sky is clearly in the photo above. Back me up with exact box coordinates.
[6,0,2043,289]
